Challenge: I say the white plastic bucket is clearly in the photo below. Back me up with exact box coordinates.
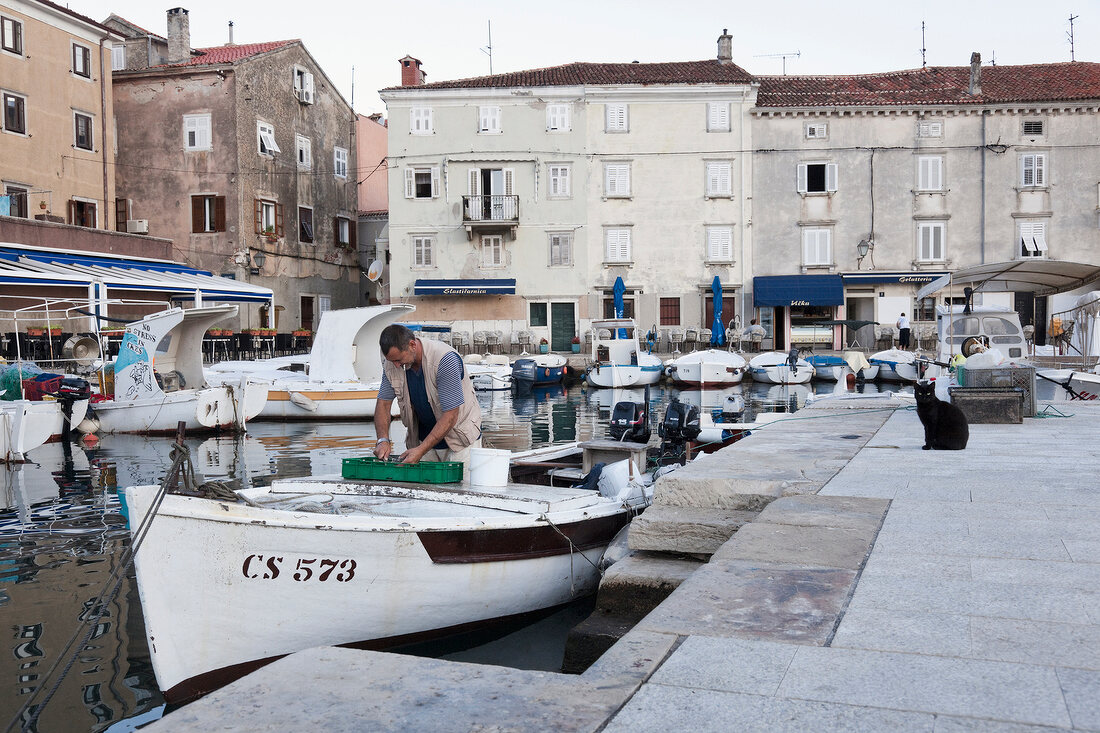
[469,447,510,487]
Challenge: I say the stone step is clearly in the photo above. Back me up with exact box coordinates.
[628,505,759,555]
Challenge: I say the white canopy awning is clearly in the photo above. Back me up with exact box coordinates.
[0,243,273,303]
[916,260,1100,301]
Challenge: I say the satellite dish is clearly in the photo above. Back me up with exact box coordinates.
[366,259,384,282]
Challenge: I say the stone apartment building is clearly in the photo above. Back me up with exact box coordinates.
[381,35,757,350]
[1,0,121,227]
[383,34,1100,351]
[107,8,358,331]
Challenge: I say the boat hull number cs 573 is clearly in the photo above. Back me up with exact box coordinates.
[242,554,356,582]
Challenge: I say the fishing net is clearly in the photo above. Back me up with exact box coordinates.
[0,362,43,400]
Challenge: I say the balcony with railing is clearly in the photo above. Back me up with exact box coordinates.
[461,195,519,239]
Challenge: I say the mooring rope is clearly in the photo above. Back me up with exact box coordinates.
[539,513,605,596]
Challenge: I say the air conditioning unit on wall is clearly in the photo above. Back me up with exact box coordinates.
[126,219,149,234]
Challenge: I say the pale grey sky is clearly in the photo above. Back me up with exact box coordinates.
[78,0,1094,114]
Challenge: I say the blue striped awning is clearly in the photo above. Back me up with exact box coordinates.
[753,275,844,307]
[414,278,516,296]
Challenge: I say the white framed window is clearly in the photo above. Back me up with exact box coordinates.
[604,163,631,197]
[705,162,732,197]
[548,232,573,267]
[605,103,628,132]
[802,228,832,266]
[548,164,571,198]
[917,221,946,262]
[797,162,838,194]
[333,147,348,179]
[296,135,312,170]
[546,104,571,132]
[72,42,91,78]
[1020,153,1046,187]
[481,235,504,268]
[2,16,24,56]
[707,102,730,132]
[918,120,943,138]
[293,67,314,104]
[706,226,733,263]
[73,111,93,150]
[2,91,27,134]
[412,235,435,267]
[257,198,280,235]
[183,113,211,151]
[404,166,440,199]
[917,156,944,191]
[1022,119,1044,136]
[1018,221,1048,258]
[336,216,351,245]
[604,228,632,263]
[410,107,433,134]
[111,44,124,71]
[478,105,501,133]
[257,121,280,155]
[805,122,828,139]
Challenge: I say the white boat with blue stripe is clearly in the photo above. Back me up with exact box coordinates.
[584,319,663,388]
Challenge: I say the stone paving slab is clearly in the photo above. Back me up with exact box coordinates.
[711,523,877,570]
[754,494,890,532]
[830,606,973,656]
[1057,667,1100,730]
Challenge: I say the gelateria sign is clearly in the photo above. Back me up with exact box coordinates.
[414,278,516,296]
[842,272,949,285]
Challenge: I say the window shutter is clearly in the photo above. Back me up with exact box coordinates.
[191,197,203,233]
[430,166,440,197]
[708,228,732,261]
[797,164,808,193]
[1034,155,1045,186]
[275,204,284,237]
[825,163,838,192]
[468,168,481,195]
[1033,223,1047,251]
[404,168,415,198]
[333,217,339,244]
[503,168,514,196]
[214,196,226,231]
[479,106,490,131]
[254,199,262,233]
[350,219,358,248]
[303,72,314,99]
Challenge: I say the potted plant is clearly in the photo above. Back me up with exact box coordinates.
[571,335,581,353]
[48,324,62,336]
[293,329,311,337]
[26,326,45,337]
[263,226,277,243]
[539,337,549,354]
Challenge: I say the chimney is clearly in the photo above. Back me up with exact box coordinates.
[227,20,234,46]
[968,52,982,95]
[717,28,732,64]
[166,8,190,64]
[400,55,425,86]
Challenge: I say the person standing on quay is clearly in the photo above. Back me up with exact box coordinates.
[897,312,911,350]
[373,324,482,474]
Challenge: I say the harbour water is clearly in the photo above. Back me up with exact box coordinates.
[1,380,904,733]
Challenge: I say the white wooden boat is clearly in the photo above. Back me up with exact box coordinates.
[86,306,268,434]
[463,353,514,391]
[0,401,56,462]
[207,305,413,419]
[511,353,568,387]
[869,348,920,382]
[584,319,663,388]
[805,353,880,382]
[747,352,813,384]
[125,474,643,702]
[666,349,746,388]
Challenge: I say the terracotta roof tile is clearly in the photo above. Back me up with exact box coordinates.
[157,40,297,68]
[385,59,755,90]
[756,62,1100,107]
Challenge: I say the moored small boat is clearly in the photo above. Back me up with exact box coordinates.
[464,353,514,391]
[511,353,568,387]
[584,319,662,388]
[869,348,919,382]
[806,353,880,382]
[666,349,746,388]
[747,351,813,384]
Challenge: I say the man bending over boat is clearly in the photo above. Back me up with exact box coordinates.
[373,324,483,474]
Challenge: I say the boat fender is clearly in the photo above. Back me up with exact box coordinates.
[288,391,319,412]
[76,416,100,434]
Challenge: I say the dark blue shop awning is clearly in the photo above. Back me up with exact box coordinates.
[753,275,843,307]
[414,278,516,296]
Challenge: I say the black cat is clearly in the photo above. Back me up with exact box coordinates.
[914,381,969,450]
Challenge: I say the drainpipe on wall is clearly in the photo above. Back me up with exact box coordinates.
[99,33,110,230]
[980,110,987,264]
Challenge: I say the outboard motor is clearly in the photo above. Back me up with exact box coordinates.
[658,397,701,465]
[609,400,650,443]
[511,358,537,387]
[55,377,91,439]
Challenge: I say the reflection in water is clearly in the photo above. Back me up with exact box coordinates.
[0,379,909,732]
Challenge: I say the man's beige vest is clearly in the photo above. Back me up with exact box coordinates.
[382,338,481,451]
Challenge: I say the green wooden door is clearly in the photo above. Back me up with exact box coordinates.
[550,302,575,351]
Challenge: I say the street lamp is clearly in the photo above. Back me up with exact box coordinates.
[856,239,873,269]
[250,250,266,275]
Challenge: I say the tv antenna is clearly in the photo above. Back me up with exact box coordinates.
[1068,14,1079,62]
[480,21,493,74]
[753,50,800,75]
[920,21,927,68]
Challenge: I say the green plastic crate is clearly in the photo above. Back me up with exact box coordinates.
[341,456,463,484]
